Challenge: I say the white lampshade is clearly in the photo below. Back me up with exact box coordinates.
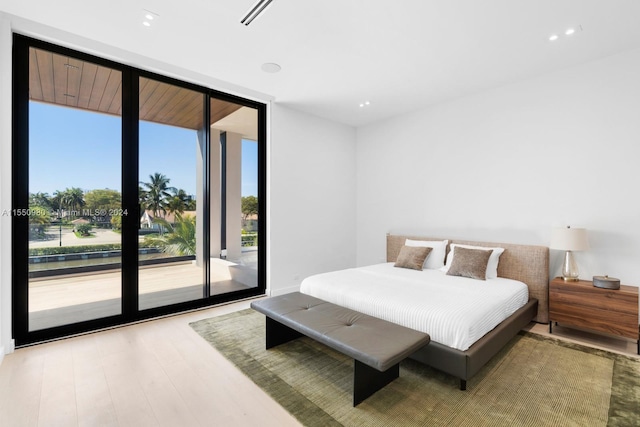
[550,226,588,281]
[550,226,589,251]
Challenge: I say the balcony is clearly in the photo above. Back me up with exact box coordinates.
[28,226,257,331]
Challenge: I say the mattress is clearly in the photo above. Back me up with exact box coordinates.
[299,263,529,351]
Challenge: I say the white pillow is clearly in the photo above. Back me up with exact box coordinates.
[404,239,449,269]
[441,244,505,279]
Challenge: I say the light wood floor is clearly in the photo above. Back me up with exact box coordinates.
[0,299,302,427]
[1,302,637,427]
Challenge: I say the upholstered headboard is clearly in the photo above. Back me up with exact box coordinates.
[386,234,549,323]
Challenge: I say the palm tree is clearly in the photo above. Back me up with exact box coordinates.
[55,187,85,219]
[165,196,186,216]
[178,190,196,211]
[52,190,64,214]
[140,173,175,219]
[173,189,192,204]
[29,192,52,210]
[165,188,193,216]
[138,185,147,210]
[142,213,196,256]
[65,187,85,214]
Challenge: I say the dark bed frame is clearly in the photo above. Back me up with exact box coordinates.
[386,234,549,390]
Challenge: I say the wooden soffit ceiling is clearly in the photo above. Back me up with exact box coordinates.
[29,47,244,130]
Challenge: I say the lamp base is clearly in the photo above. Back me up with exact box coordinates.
[561,250,580,282]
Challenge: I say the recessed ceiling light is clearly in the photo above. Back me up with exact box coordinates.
[548,25,582,42]
[142,9,159,27]
[261,63,281,73]
[359,101,371,108]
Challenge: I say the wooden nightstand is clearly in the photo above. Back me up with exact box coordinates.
[549,277,639,354]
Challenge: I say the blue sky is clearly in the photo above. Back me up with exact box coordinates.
[29,102,258,198]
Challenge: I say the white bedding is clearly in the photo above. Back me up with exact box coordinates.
[299,263,529,351]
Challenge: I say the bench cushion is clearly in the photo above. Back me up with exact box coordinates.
[251,292,430,371]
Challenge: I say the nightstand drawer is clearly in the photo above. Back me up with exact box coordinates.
[549,306,638,339]
[549,287,637,316]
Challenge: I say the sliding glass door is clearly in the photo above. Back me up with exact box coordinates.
[26,48,123,331]
[12,35,266,345]
[210,101,261,295]
[138,76,206,310]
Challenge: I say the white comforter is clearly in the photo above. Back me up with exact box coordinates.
[299,263,529,351]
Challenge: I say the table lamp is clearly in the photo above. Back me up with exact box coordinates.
[550,226,589,281]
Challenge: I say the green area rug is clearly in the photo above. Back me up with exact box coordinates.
[190,309,640,427]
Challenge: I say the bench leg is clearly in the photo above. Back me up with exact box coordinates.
[353,360,399,406]
[265,317,303,349]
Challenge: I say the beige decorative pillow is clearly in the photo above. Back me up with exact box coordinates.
[394,246,432,270]
[446,246,492,280]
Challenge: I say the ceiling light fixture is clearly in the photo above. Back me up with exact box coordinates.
[261,63,281,73]
[359,101,371,108]
[241,0,274,26]
[142,9,159,27]
[548,25,582,42]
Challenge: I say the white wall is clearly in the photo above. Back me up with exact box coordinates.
[0,14,14,361]
[356,48,640,287]
[269,104,357,295]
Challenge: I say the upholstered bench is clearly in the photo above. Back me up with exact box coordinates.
[251,292,430,406]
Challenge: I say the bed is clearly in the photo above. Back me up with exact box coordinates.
[300,234,549,389]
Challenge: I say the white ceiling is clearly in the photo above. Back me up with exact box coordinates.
[3,0,640,127]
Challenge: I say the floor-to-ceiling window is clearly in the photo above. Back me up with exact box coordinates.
[137,76,207,310]
[26,47,124,331]
[12,35,266,345]
[210,100,261,295]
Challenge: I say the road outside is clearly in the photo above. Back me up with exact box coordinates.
[29,227,127,248]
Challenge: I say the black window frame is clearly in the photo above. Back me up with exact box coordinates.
[11,34,267,346]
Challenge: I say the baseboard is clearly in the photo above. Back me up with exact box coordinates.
[0,339,16,365]
[268,284,300,297]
